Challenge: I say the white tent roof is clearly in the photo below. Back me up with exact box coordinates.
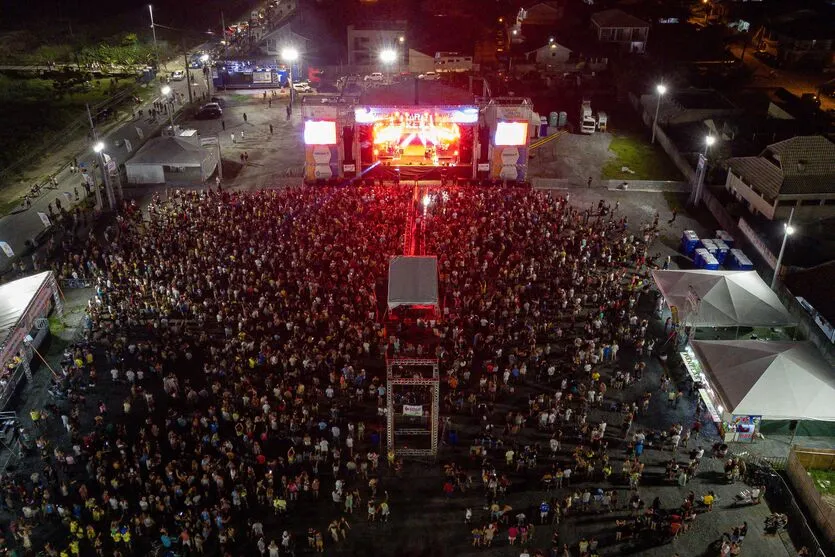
[0,271,51,344]
[387,256,439,310]
[692,340,835,421]
[127,136,210,167]
[652,270,794,327]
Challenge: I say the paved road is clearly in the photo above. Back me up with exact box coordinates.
[728,44,835,112]
[0,72,202,275]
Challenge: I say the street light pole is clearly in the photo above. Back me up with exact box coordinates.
[771,207,795,289]
[149,5,161,71]
[93,142,116,210]
[161,85,175,131]
[652,84,666,144]
[282,48,299,107]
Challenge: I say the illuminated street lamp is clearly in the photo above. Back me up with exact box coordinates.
[704,134,716,155]
[398,36,405,44]
[161,85,175,130]
[651,83,667,144]
[92,142,115,210]
[771,207,796,289]
[379,49,397,64]
[282,47,300,106]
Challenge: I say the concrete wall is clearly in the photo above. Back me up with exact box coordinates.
[630,92,697,185]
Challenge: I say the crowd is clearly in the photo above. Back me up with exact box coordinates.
[0,184,766,557]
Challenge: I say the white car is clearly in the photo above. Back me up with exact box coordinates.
[171,70,185,81]
[364,72,384,82]
[419,71,440,81]
[292,81,313,93]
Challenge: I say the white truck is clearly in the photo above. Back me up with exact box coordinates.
[580,100,596,134]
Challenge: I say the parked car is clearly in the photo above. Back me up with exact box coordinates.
[292,81,314,93]
[364,72,384,82]
[418,71,440,81]
[171,70,185,81]
[196,102,222,119]
[209,96,226,107]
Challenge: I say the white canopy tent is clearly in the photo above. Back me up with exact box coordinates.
[691,340,835,421]
[387,256,439,311]
[652,270,794,327]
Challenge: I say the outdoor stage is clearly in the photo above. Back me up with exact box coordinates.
[301,81,535,183]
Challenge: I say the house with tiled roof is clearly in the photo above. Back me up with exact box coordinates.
[724,136,835,221]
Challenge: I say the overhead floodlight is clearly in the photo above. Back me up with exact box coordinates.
[93,141,104,153]
[161,85,171,95]
[379,49,397,64]
[705,135,716,147]
[281,47,299,61]
[656,83,667,95]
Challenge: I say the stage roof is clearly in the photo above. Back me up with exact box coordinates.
[388,256,439,310]
[652,269,794,327]
[692,340,835,421]
[358,80,476,107]
[0,272,51,344]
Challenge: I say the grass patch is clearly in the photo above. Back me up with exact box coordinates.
[602,133,683,181]
[809,469,835,496]
[49,315,67,336]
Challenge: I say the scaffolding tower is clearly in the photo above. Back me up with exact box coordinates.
[386,357,440,457]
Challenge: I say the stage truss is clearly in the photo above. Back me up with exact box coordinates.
[386,357,440,457]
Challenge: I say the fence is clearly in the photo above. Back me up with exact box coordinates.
[785,447,835,554]
[745,457,831,557]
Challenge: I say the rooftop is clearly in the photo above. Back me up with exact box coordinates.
[591,9,649,29]
[727,135,835,200]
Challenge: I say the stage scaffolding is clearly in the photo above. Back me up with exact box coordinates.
[385,357,440,458]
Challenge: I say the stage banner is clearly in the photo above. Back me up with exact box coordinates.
[403,405,423,417]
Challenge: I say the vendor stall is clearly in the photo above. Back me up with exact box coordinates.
[688,340,835,442]
[0,272,62,410]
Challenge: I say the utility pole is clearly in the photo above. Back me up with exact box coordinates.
[85,104,104,210]
[184,50,194,104]
[149,5,162,71]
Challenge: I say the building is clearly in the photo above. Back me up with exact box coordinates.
[260,23,310,58]
[408,49,435,74]
[590,9,649,54]
[521,1,563,26]
[526,41,572,70]
[725,136,835,221]
[347,21,408,66]
[434,52,473,73]
[757,10,835,70]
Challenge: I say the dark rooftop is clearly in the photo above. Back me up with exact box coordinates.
[358,80,476,106]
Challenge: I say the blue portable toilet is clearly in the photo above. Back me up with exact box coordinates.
[712,239,729,264]
[681,230,699,255]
